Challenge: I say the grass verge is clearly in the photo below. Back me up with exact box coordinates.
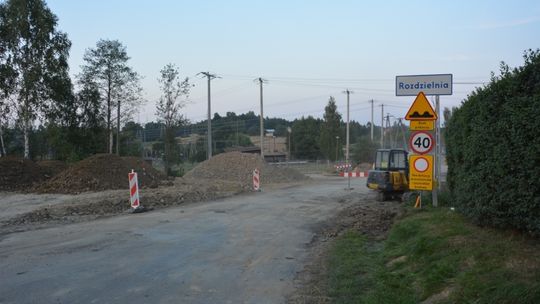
[326,207,540,303]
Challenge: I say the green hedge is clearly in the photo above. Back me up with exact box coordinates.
[445,49,540,235]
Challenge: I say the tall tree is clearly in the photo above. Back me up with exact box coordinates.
[0,0,71,159]
[291,116,322,160]
[79,39,142,155]
[156,63,191,175]
[319,96,342,161]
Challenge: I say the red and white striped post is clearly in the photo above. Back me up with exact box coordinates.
[128,169,140,209]
[253,168,260,191]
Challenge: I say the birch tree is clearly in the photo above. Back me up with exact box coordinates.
[79,39,142,155]
[0,0,71,158]
[156,63,191,175]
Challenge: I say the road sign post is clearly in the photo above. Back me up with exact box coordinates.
[399,74,453,207]
[404,93,437,194]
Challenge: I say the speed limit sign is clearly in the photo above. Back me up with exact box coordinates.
[409,131,434,154]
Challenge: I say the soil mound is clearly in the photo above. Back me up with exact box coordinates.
[0,156,46,191]
[122,156,167,182]
[355,162,373,172]
[37,160,68,178]
[184,152,308,189]
[37,154,166,194]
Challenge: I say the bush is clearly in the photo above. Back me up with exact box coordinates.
[445,49,540,235]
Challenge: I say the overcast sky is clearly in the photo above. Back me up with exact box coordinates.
[46,0,540,125]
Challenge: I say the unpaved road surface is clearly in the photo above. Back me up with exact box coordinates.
[0,176,374,304]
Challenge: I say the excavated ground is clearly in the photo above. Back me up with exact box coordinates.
[36,154,168,193]
[1,152,310,234]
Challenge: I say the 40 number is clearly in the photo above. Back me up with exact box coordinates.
[414,137,431,149]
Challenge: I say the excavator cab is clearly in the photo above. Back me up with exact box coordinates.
[367,149,409,201]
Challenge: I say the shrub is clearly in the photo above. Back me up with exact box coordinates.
[445,49,540,234]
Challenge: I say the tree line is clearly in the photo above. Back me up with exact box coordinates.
[0,0,389,171]
[0,0,192,171]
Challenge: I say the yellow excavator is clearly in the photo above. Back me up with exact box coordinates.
[366,149,409,201]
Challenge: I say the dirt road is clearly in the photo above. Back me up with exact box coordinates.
[0,175,377,304]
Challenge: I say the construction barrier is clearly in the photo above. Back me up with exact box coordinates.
[339,171,369,177]
[334,164,352,171]
[128,169,140,208]
[253,168,260,191]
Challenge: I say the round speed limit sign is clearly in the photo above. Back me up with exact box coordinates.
[409,131,434,155]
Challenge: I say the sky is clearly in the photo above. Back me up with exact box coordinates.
[46,0,540,125]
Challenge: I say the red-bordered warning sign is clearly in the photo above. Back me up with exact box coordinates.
[405,92,437,121]
[409,131,434,155]
[413,156,430,172]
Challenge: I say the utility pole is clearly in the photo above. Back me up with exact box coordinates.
[255,78,267,158]
[380,104,384,148]
[287,127,292,165]
[198,72,219,160]
[385,114,392,148]
[398,118,407,150]
[370,99,374,142]
[343,89,353,190]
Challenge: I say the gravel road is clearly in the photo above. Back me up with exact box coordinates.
[0,175,372,304]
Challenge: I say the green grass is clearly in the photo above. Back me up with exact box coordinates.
[326,208,540,304]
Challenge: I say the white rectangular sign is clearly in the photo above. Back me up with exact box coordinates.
[396,74,453,96]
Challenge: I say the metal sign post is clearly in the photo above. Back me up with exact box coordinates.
[398,74,452,208]
[433,95,441,207]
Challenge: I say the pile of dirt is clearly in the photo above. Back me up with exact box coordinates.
[37,160,68,178]
[36,154,167,194]
[0,157,47,191]
[184,152,308,189]
[122,156,167,183]
[355,162,373,172]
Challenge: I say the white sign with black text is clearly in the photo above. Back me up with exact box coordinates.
[396,74,453,96]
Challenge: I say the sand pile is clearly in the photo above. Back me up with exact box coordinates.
[37,154,166,194]
[184,152,308,189]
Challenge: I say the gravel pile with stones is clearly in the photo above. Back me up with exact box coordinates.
[184,152,308,190]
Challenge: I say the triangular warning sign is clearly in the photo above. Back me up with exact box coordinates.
[405,92,437,121]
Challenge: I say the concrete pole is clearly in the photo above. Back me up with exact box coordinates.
[207,76,212,159]
[344,90,351,190]
[380,104,384,148]
[259,78,264,159]
[288,128,291,164]
[370,99,374,142]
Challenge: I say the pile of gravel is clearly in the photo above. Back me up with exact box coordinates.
[184,152,308,189]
